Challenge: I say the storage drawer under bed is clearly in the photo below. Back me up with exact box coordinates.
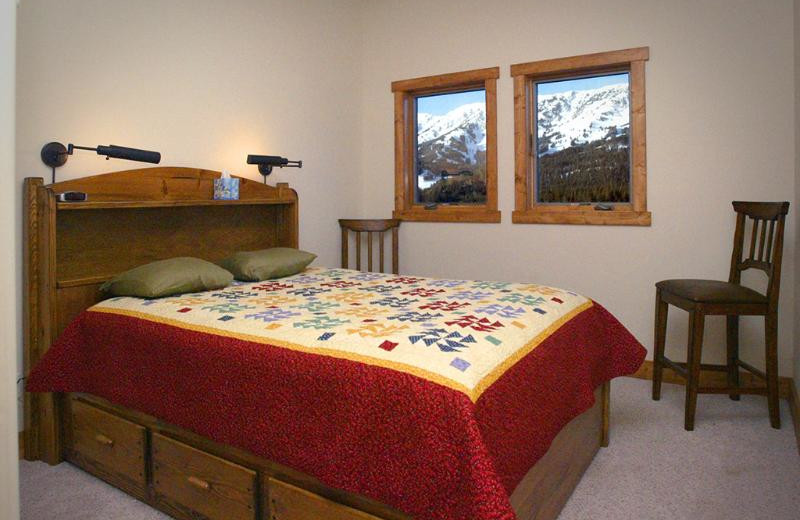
[152,432,257,520]
[66,398,147,495]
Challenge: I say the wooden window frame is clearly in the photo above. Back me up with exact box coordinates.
[511,47,651,226]
[391,67,501,223]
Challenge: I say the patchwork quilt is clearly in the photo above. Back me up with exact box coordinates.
[28,267,645,520]
[94,267,592,402]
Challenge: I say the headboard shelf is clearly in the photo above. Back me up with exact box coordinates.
[56,198,295,210]
[23,166,301,462]
[56,275,118,288]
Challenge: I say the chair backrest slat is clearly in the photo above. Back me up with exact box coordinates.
[757,218,767,261]
[748,218,758,261]
[355,231,362,271]
[379,232,385,273]
[367,232,374,272]
[339,219,401,274]
[392,227,399,275]
[340,227,348,269]
[728,201,789,310]
[765,219,775,262]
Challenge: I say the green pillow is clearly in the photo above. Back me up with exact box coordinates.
[220,247,316,282]
[100,257,234,298]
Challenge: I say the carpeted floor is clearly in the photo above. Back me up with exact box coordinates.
[19,377,800,519]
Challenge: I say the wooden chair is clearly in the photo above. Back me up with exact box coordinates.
[339,219,400,274]
[653,201,789,430]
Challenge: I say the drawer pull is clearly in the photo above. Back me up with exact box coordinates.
[187,476,211,491]
[94,434,114,447]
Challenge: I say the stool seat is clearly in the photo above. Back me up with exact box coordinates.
[656,279,767,305]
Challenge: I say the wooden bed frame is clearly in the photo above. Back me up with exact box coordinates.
[23,167,610,520]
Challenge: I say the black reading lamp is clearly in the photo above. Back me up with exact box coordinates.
[40,141,162,184]
[247,154,302,183]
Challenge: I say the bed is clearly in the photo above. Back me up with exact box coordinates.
[23,167,645,520]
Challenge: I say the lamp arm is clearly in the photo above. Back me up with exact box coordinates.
[67,144,98,154]
[40,141,162,184]
[247,154,302,183]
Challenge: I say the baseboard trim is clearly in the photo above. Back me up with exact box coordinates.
[630,360,793,399]
[18,430,24,460]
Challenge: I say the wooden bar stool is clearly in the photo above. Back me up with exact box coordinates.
[338,219,400,274]
[653,201,789,430]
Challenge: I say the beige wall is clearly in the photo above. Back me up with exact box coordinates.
[1,0,20,517]
[357,0,797,373]
[15,0,365,426]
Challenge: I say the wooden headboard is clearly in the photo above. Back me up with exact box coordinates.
[23,166,298,461]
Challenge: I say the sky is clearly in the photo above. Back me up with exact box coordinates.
[415,72,628,115]
[537,72,629,96]
[417,89,484,116]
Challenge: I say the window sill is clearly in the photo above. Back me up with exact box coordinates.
[393,207,501,223]
[512,209,651,226]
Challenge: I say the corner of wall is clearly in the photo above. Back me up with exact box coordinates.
[2,0,21,516]
[794,0,800,386]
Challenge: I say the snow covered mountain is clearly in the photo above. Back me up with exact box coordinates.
[413,83,628,192]
[417,102,486,149]
[414,82,628,172]
[537,83,629,154]
[416,102,486,179]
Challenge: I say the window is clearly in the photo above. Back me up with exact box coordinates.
[511,48,650,225]
[392,68,500,223]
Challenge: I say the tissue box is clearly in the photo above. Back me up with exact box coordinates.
[213,178,240,200]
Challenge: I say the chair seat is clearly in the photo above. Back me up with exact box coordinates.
[656,279,767,304]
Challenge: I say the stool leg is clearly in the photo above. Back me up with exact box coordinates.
[765,312,780,429]
[685,310,704,431]
[652,289,668,401]
[726,316,740,401]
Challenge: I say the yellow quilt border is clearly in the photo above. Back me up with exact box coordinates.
[90,300,593,403]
